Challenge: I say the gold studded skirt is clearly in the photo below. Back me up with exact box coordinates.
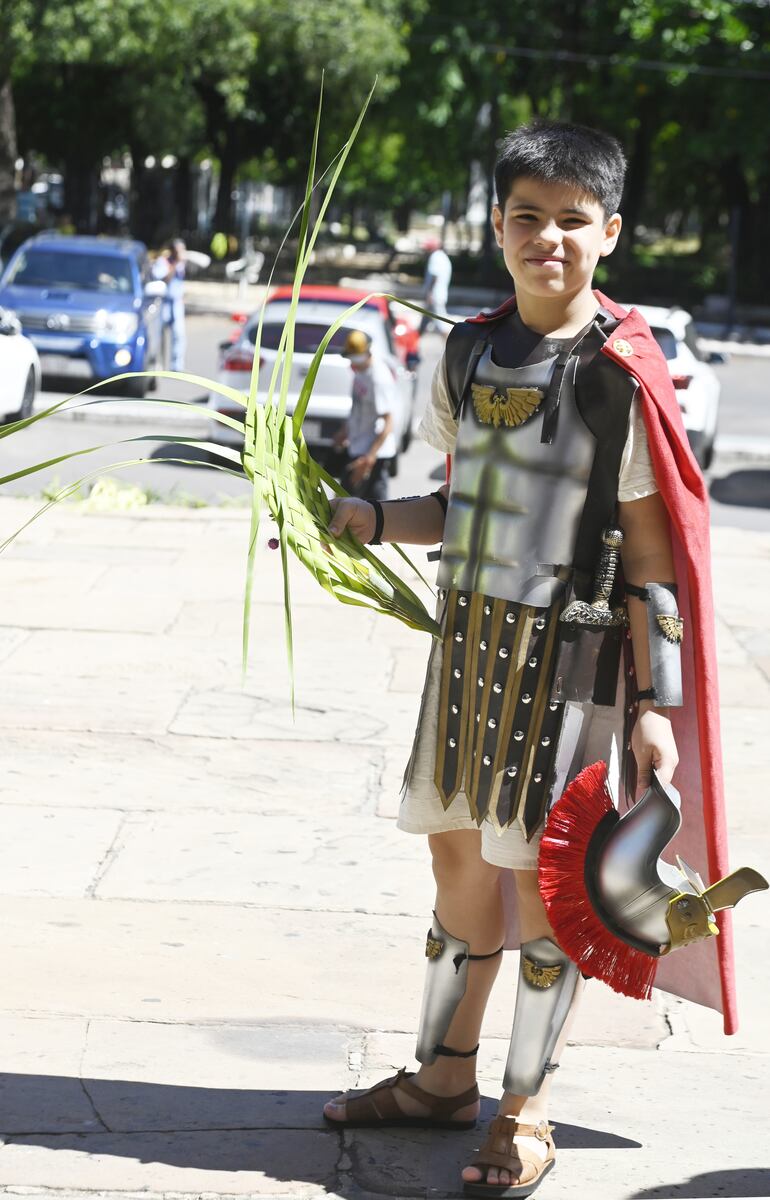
[405,589,569,840]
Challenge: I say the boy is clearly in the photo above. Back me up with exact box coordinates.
[324,120,732,1196]
[335,328,397,501]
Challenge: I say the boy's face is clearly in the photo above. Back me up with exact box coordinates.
[492,177,621,302]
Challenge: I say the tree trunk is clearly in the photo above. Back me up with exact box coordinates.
[174,156,194,235]
[212,138,238,234]
[481,92,500,267]
[393,200,411,234]
[64,159,97,233]
[620,97,656,253]
[0,77,17,224]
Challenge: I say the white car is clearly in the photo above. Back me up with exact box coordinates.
[207,298,417,468]
[0,306,40,422]
[631,305,722,468]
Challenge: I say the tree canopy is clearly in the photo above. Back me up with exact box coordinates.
[1,0,769,298]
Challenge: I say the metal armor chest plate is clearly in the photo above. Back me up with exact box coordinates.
[437,344,597,607]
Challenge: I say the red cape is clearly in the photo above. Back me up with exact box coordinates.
[451,289,736,1033]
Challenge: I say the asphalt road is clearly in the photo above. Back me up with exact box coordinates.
[4,313,770,530]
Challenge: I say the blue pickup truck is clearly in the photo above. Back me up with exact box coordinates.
[0,234,164,396]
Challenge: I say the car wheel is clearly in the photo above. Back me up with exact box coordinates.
[700,438,715,471]
[146,361,159,392]
[7,367,35,423]
[123,372,150,398]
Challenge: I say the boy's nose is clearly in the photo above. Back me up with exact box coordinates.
[533,223,561,247]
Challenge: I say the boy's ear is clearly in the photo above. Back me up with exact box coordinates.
[599,212,623,258]
[492,204,505,247]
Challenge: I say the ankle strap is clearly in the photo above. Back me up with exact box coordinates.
[492,1115,554,1140]
[433,1042,479,1058]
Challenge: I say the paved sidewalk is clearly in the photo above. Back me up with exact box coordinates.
[0,488,768,1200]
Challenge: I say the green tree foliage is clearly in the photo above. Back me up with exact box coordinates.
[3,0,770,297]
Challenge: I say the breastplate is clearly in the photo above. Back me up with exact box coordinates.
[437,344,597,607]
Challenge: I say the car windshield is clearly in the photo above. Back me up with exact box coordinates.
[247,322,361,355]
[650,327,678,360]
[5,248,134,294]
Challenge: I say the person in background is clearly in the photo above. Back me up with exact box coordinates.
[335,329,397,501]
[153,239,187,370]
[420,235,452,336]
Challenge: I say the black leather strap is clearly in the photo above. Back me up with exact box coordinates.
[541,351,574,445]
[433,1042,479,1058]
[626,582,679,602]
[431,489,448,516]
[368,499,384,545]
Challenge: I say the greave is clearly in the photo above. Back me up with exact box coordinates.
[415,913,472,1066]
[503,937,580,1096]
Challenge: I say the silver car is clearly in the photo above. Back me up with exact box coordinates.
[207,299,416,468]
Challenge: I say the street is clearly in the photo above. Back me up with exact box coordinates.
[3,312,770,533]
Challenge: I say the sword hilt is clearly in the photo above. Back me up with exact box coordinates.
[591,527,624,610]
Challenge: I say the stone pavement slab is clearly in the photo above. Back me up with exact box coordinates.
[0,807,122,897]
[93,809,432,916]
[0,731,383,814]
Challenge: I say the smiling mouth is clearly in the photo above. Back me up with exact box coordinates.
[526,257,565,265]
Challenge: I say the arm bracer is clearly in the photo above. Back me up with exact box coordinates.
[626,581,683,707]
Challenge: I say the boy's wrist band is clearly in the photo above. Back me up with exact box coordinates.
[431,489,448,516]
[636,687,656,701]
[367,499,385,545]
[367,490,446,545]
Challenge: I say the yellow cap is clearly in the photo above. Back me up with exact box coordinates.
[342,329,372,358]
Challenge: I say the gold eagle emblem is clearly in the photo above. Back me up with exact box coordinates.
[471,384,542,428]
[523,956,563,989]
[656,614,684,644]
[426,935,444,960]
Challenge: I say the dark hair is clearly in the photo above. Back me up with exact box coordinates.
[494,120,626,218]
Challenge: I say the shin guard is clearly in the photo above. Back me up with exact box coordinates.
[415,913,471,1066]
[415,913,501,1066]
[503,937,580,1096]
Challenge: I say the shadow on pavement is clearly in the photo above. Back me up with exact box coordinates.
[149,442,245,474]
[0,1074,642,1194]
[710,470,770,509]
[631,1170,770,1198]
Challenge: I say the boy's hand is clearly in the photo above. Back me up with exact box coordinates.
[328,497,376,543]
[632,704,679,793]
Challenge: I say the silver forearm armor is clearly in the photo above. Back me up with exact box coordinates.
[626,581,683,706]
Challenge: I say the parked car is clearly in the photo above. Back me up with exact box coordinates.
[0,234,165,397]
[631,304,722,469]
[208,286,421,464]
[266,285,421,372]
[0,305,40,422]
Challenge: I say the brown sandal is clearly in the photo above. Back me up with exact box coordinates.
[323,1066,479,1129]
[463,1116,556,1197]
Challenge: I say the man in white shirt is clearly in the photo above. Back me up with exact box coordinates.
[337,329,397,501]
[420,237,452,335]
